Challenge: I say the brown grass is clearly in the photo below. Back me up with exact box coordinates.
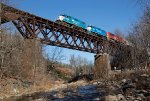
[56,67,74,75]
[109,69,150,81]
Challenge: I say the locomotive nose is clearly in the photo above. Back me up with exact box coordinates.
[58,16,65,21]
[87,27,92,31]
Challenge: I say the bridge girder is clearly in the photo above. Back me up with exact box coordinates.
[1,3,125,54]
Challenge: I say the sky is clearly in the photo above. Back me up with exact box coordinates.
[8,0,142,64]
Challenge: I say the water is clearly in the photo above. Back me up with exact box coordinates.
[7,84,106,101]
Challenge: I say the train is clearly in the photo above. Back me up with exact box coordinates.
[56,14,131,46]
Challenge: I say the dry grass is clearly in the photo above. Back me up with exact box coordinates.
[0,78,58,99]
[109,69,150,81]
[55,67,74,76]
[0,75,87,100]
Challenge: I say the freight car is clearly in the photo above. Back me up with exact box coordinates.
[56,14,87,32]
[107,32,125,43]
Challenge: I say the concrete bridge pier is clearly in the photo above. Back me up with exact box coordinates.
[94,53,111,79]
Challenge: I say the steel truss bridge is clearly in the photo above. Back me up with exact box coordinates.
[1,3,129,54]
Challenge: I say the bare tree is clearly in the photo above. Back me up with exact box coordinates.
[127,2,150,69]
[0,0,10,4]
[45,47,65,72]
[49,47,65,63]
[0,27,46,82]
[114,28,125,38]
[136,0,150,8]
[69,55,93,76]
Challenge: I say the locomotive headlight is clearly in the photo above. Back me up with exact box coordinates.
[87,27,92,31]
[58,16,65,21]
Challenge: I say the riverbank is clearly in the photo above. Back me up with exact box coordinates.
[98,72,150,100]
[0,80,89,101]
[1,71,150,101]
[0,64,74,100]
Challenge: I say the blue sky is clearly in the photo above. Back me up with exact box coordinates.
[10,0,142,64]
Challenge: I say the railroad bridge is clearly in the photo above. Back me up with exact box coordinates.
[1,3,133,78]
